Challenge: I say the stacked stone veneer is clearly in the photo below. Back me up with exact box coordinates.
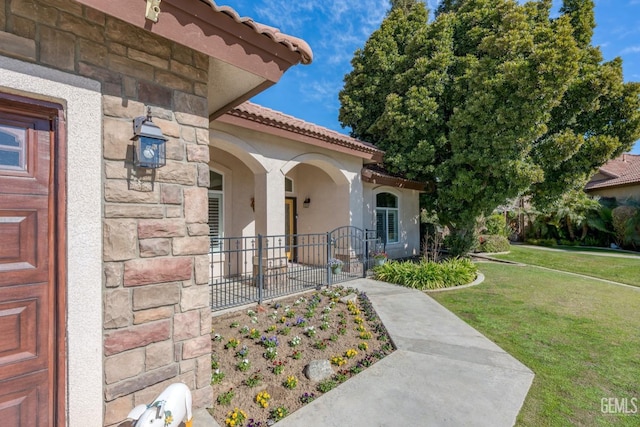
[0,1,213,425]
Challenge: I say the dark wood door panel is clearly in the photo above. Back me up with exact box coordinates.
[0,283,48,382]
[0,92,63,427]
[0,195,48,287]
[0,370,49,427]
[0,117,50,195]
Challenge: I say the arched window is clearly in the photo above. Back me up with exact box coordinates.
[376,192,398,244]
[209,170,223,252]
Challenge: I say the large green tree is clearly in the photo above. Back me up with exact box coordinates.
[339,0,640,254]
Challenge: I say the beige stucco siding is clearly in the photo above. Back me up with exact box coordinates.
[587,185,640,201]
[210,124,364,237]
[363,183,421,259]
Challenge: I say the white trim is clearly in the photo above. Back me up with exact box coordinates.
[285,176,294,193]
[209,162,232,241]
[0,56,103,427]
[375,191,400,244]
[280,152,350,185]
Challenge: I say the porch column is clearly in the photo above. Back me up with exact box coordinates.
[254,170,285,236]
[349,173,364,229]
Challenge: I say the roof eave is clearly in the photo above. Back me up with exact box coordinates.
[216,113,384,162]
[585,181,640,191]
[75,0,310,80]
[361,168,427,192]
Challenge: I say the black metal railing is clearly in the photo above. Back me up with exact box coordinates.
[209,227,381,311]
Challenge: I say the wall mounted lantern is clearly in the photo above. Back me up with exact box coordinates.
[145,0,162,22]
[303,198,311,208]
[132,107,167,169]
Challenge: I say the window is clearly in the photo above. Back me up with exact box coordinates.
[285,177,293,193]
[209,170,223,251]
[376,192,398,244]
[0,123,27,170]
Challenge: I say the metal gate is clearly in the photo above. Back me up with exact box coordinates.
[209,227,381,311]
[328,226,379,285]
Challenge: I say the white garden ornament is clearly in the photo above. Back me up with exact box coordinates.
[128,383,193,427]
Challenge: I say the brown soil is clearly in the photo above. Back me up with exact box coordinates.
[208,286,394,426]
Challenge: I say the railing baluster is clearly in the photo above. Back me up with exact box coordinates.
[209,226,378,311]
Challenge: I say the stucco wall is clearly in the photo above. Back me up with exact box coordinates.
[211,125,363,237]
[587,185,640,202]
[210,147,256,237]
[363,183,421,259]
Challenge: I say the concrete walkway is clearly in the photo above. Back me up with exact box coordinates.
[275,278,534,427]
[512,243,640,259]
[197,278,534,426]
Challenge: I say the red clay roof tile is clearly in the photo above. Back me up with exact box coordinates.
[585,154,640,190]
[208,2,313,64]
[227,101,383,157]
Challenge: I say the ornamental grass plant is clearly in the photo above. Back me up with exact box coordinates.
[373,257,477,290]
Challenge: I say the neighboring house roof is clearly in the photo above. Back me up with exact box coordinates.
[218,102,384,162]
[211,2,312,64]
[362,164,427,192]
[585,154,640,191]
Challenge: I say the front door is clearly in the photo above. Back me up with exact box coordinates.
[0,94,64,426]
[285,198,296,261]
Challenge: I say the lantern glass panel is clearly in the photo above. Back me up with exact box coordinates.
[136,135,166,168]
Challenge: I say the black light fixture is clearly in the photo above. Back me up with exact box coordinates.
[132,107,167,169]
[303,197,311,208]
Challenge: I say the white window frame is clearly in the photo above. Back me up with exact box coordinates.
[209,169,224,252]
[375,192,399,244]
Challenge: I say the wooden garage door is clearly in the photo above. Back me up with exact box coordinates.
[0,94,65,427]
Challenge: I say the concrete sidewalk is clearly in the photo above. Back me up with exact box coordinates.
[198,278,534,427]
[276,279,534,427]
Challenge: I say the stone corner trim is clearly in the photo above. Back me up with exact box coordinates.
[124,257,193,286]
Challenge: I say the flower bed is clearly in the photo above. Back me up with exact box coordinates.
[209,287,394,426]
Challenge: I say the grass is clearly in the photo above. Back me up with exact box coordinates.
[493,245,640,287]
[431,262,640,426]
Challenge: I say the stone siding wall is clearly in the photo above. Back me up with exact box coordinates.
[0,1,212,425]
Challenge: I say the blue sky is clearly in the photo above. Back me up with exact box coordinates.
[221,0,640,154]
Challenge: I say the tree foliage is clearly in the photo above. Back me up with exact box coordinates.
[339,0,640,255]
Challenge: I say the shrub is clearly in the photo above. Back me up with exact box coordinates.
[478,235,510,253]
[373,258,477,290]
[559,239,578,246]
[484,214,509,237]
[525,238,557,247]
[612,205,638,248]
[444,231,478,256]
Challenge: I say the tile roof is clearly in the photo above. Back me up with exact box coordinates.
[226,102,384,158]
[585,154,640,190]
[208,2,313,64]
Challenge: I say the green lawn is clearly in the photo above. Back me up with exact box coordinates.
[492,245,640,287]
[431,263,640,426]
